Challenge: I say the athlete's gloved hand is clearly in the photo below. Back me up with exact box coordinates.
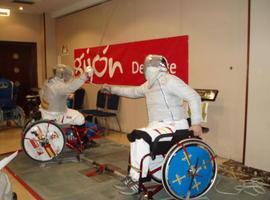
[189,124,203,137]
[85,66,94,77]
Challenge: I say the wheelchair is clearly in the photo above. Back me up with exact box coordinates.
[21,116,103,162]
[132,129,217,200]
[133,89,219,199]
[0,78,25,127]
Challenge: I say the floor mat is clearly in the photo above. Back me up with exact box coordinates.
[3,139,169,200]
[2,139,270,200]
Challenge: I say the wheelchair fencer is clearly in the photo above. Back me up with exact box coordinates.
[125,89,218,200]
[104,55,219,199]
[0,78,25,127]
[128,89,218,200]
[21,64,101,162]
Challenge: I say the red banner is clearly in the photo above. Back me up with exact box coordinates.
[74,35,188,85]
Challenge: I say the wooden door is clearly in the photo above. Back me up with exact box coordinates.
[0,41,37,108]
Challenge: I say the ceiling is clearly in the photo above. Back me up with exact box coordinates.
[0,0,109,18]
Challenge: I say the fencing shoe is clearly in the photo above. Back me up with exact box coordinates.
[119,180,139,196]
[113,176,133,190]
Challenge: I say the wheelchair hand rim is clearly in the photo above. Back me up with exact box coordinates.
[161,138,217,200]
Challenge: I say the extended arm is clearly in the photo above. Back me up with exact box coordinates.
[109,83,147,99]
[61,73,87,94]
[58,66,93,94]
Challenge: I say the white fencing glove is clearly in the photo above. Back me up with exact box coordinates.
[85,66,94,77]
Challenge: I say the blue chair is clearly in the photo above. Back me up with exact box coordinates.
[0,78,16,108]
[0,78,25,127]
[73,88,85,110]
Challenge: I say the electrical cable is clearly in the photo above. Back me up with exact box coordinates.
[195,196,211,200]
[98,0,119,49]
[214,174,270,197]
[157,78,175,121]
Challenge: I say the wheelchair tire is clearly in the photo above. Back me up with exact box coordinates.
[162,138,217,200]
[14,106,25,127]
[22,120,66,162]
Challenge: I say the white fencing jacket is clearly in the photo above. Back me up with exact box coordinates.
[40,74,87,113]
[111,73,201,126]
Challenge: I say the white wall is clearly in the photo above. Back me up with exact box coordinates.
[44,14,57,79]
[245,0,270,172]
[0,12,45,86]
[179,0,248,162]
[55,0,248,162]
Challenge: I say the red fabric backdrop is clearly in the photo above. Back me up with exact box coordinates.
[74,35,188,85]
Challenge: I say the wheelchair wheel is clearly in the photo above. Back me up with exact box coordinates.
[22,120,66,162]
[162,139,217,200]
[14,106,25,127]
